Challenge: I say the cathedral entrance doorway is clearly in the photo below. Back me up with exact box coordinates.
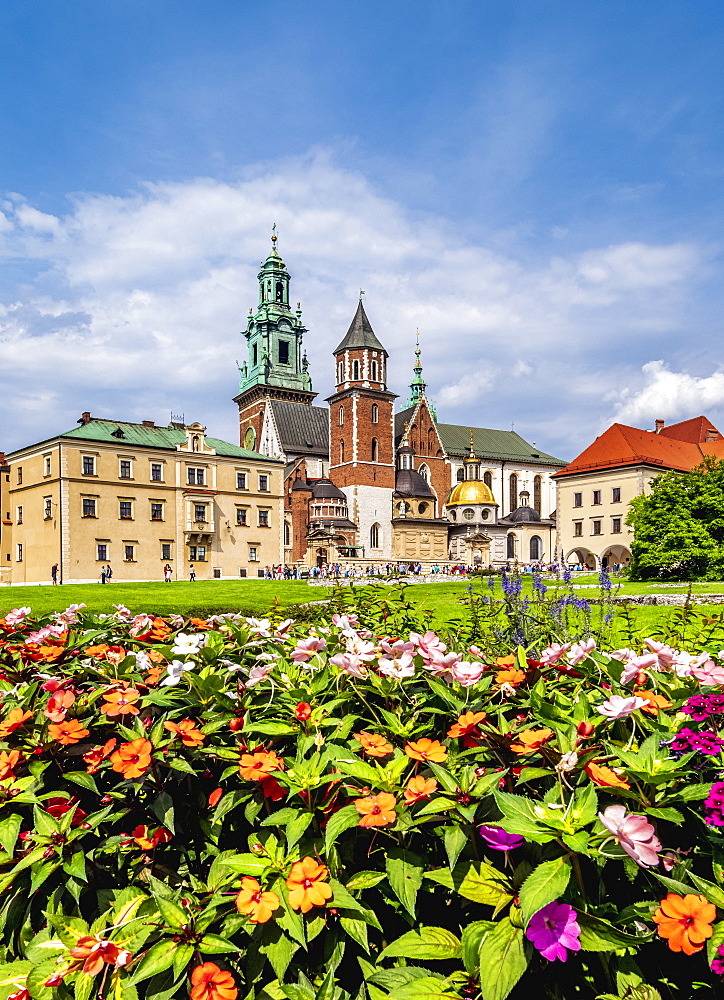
[316,548,328,568]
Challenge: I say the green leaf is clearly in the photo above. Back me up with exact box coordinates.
[386,848,424,919]
[219,852,270,876]
[478,917,529,1000]
[686,871,724,909]
[64,771,98,793]
[519,859,571,926]
[172,941,194,981]
[389,979,457,999]
[645,806,684,824]
[328,880,382,930]
[285,812,314,848]
[245,721,298,736]
[577,912,651,951]
[443,825,468,869]
[199,934,240,955]
[259,925,297,980]
[379,926,461,961]
[155,895,187,930]
[150,791,175,834]
[0,814,22,857]
[345,870,387,891]
[130,940,177,985]
[461,920,495,975]
[334,757,381,785]
[426,862,509,906]
[324,804,360,853]
[63,851,87,883]
[340,915,369,951]
[675,783,712,801]
[492,791,557,843]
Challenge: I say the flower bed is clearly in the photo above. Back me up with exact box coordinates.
[1,597,724,999]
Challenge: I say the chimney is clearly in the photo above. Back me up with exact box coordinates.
[78,411,91,425]
[142,420,155,427]
[655,419,665,433]
[705,429,719,442]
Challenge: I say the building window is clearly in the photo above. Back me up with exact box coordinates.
[252,344,258,365]
[337,361,344,382]
[259,474,269,492]
[194,504,207,523]
[370,522,380,548]
[151,463,163,482]
[506,534,515,559]
[160,543,171,561]
[456,468,465,482]
[612,487,621,503]
[353,359,360,380]
[612,518,622,534]
[44,498,52,520]
[44,456,51,477]
[483,471,493,489]
[371,438,378,462]
[530,535,542,561]
[82,498,97,518]
[97,544,107,561]
[189,545,206,562]
[371,403,378,424]
[236,508,247,526]
[592,490,602,505]
[119,501,132,519]
[278,340,290,364]
[119,460,132,478]
[151,503,163,521]
[259,509,269,527]
[371,361,378,381]
[187,467,205,486]
[418,501,428,515]
[16,506,22,525]
[249,546,258,562]
[573,492,583,507]
[237,472,247,490]
[340,440,345,463]
[82,457,94,476]
[284,521,291,546]
[16,543,22,562]
[339,406,344,426]
[419,463,429,481]
[17,468,22,485]
[509,474,518,512]
[124,545,135,562]
[463,508,475,521]
[592,520,602,535]
[533,475,542,514]
[573,521,583,537]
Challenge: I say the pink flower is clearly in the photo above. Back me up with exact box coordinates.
[411,631,447,658]
[329,653,368,678]
[599,804,661,867]
[378,641,415,679]
[692,660,724,686]
[291,636,327,663]
[567,639,596,665]
[423,650,462,681]
[450,660,486,687]
[643,638,677,669]
[596,694,649,719]
[332,613,360,632]
[525,901,581,962]
[53,604,86,625]
[539,642,572,666]
[619,652,659,685]
[3,607,32,626]
[245,663,274,687]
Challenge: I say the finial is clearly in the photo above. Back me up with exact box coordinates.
[359,288,365,300]
[271,223,277,250]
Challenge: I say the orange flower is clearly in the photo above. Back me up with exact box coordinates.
[286,857,333,913]
[404,775,438,804]
[145,666,164,686]
[235,877,281,923]
[355,792,397,827]
[509,728,554,755]
[585,761,631,790]
[635,690,672,716]
[354,731,393,757]
[208,787,223,808]
[69,936,128,976]
[48,719,90,745]
[0,749,21,781]
[84,644,127,662]
[110,738,153,779]
[131,825,172,849]
[101,688,140,717]
[189,618,212,630]
[190,962,238,1000]
[404,738,448,762]
[83,738,117,774]
[238,750,284,781]
[494,654,516,667]
[44,689,76,722]
[495,668,526,686]
[0,708,32,738]
[164,719,205,746]
[653,893,716,955]
[447,711,487,739]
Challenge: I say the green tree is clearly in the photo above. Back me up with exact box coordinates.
[627,457,724,580]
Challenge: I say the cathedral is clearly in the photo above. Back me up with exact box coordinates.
[234,234,564,569]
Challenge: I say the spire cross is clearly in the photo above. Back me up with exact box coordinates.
[271,223,278,250]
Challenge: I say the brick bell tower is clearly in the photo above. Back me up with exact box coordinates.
[234,228,316,451]
[327,299,397,489]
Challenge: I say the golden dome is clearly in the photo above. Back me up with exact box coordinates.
[447,480,496,506]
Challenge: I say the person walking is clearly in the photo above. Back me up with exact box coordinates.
[101,566,107,584]
[51,564,58,585]
[189,564,196,582]
[163,564,172,583]
[105,565,113,583]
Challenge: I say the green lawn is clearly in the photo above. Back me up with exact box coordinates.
[0,580,333,619]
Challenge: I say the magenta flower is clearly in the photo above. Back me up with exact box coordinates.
[479,825,524,852]
[525,901,581,962]
[599,805,661,867]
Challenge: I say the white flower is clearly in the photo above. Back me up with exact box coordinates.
[245,618,273,637]
[556,751,579,773]
[246,663,274,687]
[171,632,206,656]
[160,660,193,687]
[567,638,596,665]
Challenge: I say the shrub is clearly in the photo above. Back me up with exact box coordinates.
[1,598,724,998]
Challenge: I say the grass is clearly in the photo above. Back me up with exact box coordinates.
[0,580,333,619]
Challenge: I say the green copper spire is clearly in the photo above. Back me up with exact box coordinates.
[405,330,436,418]
[237,227,313,395]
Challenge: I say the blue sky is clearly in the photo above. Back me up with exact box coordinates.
[2,0,724,458]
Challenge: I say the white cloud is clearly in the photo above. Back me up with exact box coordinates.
[0,151,712,457]
[610,360,724,428]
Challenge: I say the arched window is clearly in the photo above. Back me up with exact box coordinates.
[456,468,465,482]
[530,535,542,561]
[507,533,516,559]
[371,438,378,462]
[418,502,428,515]
[284,522,291,546]
[275,281,284,302]
[419,463,429,481]
[371,404,378,424]
[534,475,542,515]
[339,406,344,426]
[371,361,378,381]
[252,344,258,366]
[370,522,380,548]
[338,361,344,383]
[509,473,518,512]
[353,359,360,380]
[483,471,492,488]
[339,440,345,463]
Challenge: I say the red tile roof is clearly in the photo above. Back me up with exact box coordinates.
[553,420,721,478]
[659,415,721,444]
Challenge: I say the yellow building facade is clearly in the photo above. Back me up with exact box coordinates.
[2,415,284,585]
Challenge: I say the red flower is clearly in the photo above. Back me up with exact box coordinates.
[83,738,117,774]
[294,702,312,721]
[0,749,22,781]
[261,776,286,801]
[45,796,88,826]
[43,689,76,722]
[131,825,172,849]
[208,787,223,808]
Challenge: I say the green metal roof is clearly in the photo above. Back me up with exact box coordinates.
[57,419,280,463]
[395,408,565,466]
